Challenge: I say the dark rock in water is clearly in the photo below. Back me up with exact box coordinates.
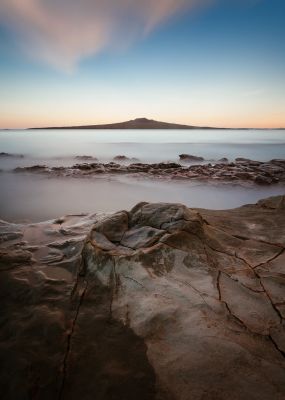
[255,175,272,185]
[75,155,98,161]
[270,159,285,166]
[14,165,47,172]
[74,163,92,170]
[218,157,229,163]
[0,152,24,158]
[11,158,285,186]
[113,155,130,161]
[112,155,140,163]
[155,162,181,169]
[179,154,204,162]
[235,157,252,163]
[0,196,285,399]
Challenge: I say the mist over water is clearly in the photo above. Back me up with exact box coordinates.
[1,173,284,223]
[0,129,284,222]
[1,129,285,165]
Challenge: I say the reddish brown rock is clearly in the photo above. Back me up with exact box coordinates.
[1,196,285,400]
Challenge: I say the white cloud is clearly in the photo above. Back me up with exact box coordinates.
[0,0,205,71]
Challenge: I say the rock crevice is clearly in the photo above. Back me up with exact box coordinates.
[1,196,285,399]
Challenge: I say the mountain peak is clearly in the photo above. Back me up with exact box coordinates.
[30,118,204,130]
[133,118,152,122]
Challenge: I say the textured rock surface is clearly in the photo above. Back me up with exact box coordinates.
[13,158,285,186]
[0,196,285,399]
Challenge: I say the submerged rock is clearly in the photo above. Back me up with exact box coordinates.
[0,152,24,158]
[1,195,285,399]
[75,155,98,161]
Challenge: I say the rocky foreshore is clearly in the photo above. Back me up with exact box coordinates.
[0,195,285,399]
[13,158,285,186]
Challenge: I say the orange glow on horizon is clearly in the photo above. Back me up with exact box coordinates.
[1,113,285,130]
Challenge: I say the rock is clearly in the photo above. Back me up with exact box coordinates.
[257,195,285,209]
[270,159,285,166]
[218,157,229,162]
[121,226,165,249]
[11,158,285,186]
[73,163,93,170]
[0,248,33,269]
[93,211,129,242]
[113,155,130,162]
[235,157,252,163]
[0,196,285,399]
[155,162,181,169]
[14,165,47,172]
[0,152,24,158]
[255,175,272,185]
[179,154,204,162]
[75,155,98,161]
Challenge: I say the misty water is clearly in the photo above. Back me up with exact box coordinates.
[0,128,284,222]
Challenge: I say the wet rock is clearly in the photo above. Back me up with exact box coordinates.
[235,157,253,163]
[72,163,93,170]
[255,175,272,185]
[14,165,47,172]
[155,162,181,169]
[270,159,285,166]
[218,157,229,162]
[113,155,131,162]
[75,155,98,161]
[11,158,285,186]
[179,154,204,162]
[0,152,24,158]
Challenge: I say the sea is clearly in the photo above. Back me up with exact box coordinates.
[0,129,284,222]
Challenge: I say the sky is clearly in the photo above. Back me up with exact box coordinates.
[0,0,284,129]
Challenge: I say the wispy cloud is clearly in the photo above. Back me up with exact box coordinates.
[0,0,206,71]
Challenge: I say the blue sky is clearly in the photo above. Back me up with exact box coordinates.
[0,0,284,128]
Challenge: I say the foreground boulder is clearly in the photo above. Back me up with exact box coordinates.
[0,196,285,399]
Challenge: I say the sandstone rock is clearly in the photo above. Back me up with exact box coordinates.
[93,211,129,242]
[121,226,165,249]
[1,196,285,400]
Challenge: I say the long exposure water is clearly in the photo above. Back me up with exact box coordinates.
[0,129,284,222]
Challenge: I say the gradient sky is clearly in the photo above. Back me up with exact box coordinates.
[0,0,284,129]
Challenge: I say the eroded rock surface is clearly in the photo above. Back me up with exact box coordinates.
[13,158,285,186]
[0,196,285,399]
